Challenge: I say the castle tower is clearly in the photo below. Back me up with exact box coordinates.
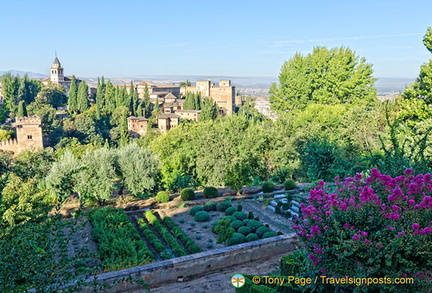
[15,116,43,153]
[50,55,65,83]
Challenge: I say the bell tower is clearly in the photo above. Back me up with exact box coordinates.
[50,54,65,83]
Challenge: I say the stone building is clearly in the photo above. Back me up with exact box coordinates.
[175,110,201,122]
[136,81,180,99]
[157,114,180,134]
[0,116,44,155]
[42,56,81,91]
[127,116,148,138]
[180,80,240,115]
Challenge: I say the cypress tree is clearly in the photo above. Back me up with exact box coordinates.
[143,84,151,118]
[184,92,194,110]
[17,100,27,117]
[200,97,218,121]
[77,80,89,113]
[68,75,78,113]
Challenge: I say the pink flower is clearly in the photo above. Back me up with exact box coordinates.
[412,223,420,230]
[420,227,432,234]
[352,234,361,241]
[408,199,416,206]
[313,248,324,254]
[343,223,350,229]
[392,205,400,213]
[404,168,413,175]
[360,231,368,237]
[311,225,321,235]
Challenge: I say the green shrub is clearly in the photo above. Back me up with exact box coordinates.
[263,231,277,238]
[237,205,243,211]
[246,220,263,232]
[203,201,216,211]
[179,218,185,224]
[203,186,218,198]
[233,212,247,221]
[226,215,236,222]
[145,210,157,225]
[282,203,290,210]
[262,182,275,193]
[188,243,201,254]
[189,206,204,216]
[284,179,296,190]
[280,252,304,276]
[243,219,250,225]
[238,226,252,236]
[284,211,292,219]
[225,206,237,215]
[246,233,259,242]
[208,238,213,243]
[194,211,210,222]
[256,226,271,238]
[202,224,208,229]
[211,222,218,233]
[231,219,244,230]
[287,194,293,201]
[180,188,195,201]
[156,191,170,203]
[190,221,196,226]
[216,201,232,212]
[206,243,214,249]
[248,211,254,219]
[228,232,246,246]
[195,234,202,240]
[277,231,283,236]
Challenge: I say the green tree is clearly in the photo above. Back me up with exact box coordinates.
[179,80,191,87]
[77,80,89,113]
[200,97,218,121]
[143,84,151,118]
[183,92,195,110]
[116,143,159,197]
[269,46,377,111]
[17,100,27,117]
[423,27,432,53]
[68,75,78,113]
[1,73,21,114]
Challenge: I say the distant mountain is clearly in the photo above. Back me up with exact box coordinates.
[374,77,414,94]
[0,70,46,79]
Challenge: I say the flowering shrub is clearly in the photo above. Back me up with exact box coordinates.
[292,169,432,292]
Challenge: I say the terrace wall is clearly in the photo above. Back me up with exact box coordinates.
[81,233,298,292]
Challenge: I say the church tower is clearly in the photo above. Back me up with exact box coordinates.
[50,55,65,83]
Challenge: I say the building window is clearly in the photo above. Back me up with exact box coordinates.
[27,135,33,140]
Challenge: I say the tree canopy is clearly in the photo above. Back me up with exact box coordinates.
[269,46,377,111]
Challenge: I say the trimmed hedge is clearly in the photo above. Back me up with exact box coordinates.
[190,206,204,216]
[217,201,232,212]
[163,217,201,254]
[256,226,271,238]
[231,220,244,230]
[145,210,157,225]
[203,201,216,211]
[225,206,237,216]
[203,186,218,198]
[246,233,259,242]
[246,220,263,232]
[228,232,246,246]
[262,231,277,238]
[284,179,296,190]
[180,188,195,201]
[238,226,252,236]
[233,212,247,221]
[262,181,275,193]
[156,191,170,203]
[194,211,210,222]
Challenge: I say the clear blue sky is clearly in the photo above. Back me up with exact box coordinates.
[1,0,431,79]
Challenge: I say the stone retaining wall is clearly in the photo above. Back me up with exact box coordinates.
[81,233,298,292]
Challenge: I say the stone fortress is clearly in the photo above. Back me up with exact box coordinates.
[0,116,44,155]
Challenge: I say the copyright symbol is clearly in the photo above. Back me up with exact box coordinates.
[252,276,261,284]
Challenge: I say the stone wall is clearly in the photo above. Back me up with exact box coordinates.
[0,139,19,154]
[80,234,298,292]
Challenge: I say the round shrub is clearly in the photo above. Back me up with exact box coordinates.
[246,233,259,242]
[242,219,250,225]
[225,206,237,216]
[284,211,292,219]
[156,191,170,203]
[180,188,195,201]
[179,218,185,224]
[216,201,232,212]
[231,220,244,230]
[190,221,196,226]
[233,212,247,221]
[203,201,216,211]
[203,186,218,198]
[228,232,246,246]
[262,181,275,193]
[262,231,277,238]
[190,206,204,216]
[237,205,243,211]
[206,243,214,249]
[194,211,210,222]
[246,220,263,232]
[256,226,271,238]
[238,226,252,236]
[284,179,296,190]
[225,215,236,222]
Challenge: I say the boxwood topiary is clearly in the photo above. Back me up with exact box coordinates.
[256,226,271,238]
[246,233,259,242]
[237,205,243,211]
[180,188,195,201]
[203,201,216,211]
[231,219,244,230]
[246,220,263,232]
[156,191,170,203]
[248,211,254,219]
[238,226,252,236]
[262,181,275,193]
[190,206,204,216]
[233,212,247,221]
[262,231,277,238]
[225,206,237,216]
[284,179,296,190]
[225,215,236,222]
[216,201,232,212]
[203,186,218,198]
[194,211,210,222]
[228,232,246,246]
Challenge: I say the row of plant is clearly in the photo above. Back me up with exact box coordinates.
[163,217,201,254]
[144,211,188,257]
[87,207,154,271]
[136,217,172,260]
[261,179,297,193]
